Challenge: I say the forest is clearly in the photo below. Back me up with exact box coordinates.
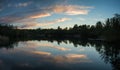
[0,14,120,42]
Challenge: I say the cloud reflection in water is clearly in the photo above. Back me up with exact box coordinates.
[0,41,92,70]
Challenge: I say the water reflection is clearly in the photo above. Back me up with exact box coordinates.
[0,40,120,70]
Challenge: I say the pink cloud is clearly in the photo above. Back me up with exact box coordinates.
[29,13,51,19]
[44,5,93,15]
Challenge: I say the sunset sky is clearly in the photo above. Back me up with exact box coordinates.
[0,0,120,29]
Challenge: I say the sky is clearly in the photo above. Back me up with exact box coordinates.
[0,0,120,29]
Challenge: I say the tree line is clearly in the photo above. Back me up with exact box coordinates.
[0,14,120,42]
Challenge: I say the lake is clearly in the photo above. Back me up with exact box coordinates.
[0,40,119,70]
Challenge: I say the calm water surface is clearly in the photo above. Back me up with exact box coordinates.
[0,40,119,70]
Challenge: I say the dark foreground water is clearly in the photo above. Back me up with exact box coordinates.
[0,40,120,70]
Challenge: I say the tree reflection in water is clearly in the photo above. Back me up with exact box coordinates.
[0,39,120,70]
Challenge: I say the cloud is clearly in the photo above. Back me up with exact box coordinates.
[18,22,40,29]
[54,46,70,51]
[32,51,51,56]
[0,11,51,25]
[16,2,32,7]
[65,10,88,15]
[44,18,71,24]
[0,16,71,29]
[24,41,71,51]
[18,18,71,29]
[37,43,71,51]
[0,16,24,23]
[7,1,32,8]
[0,41,91,65]
[44,5,93,15]
[29,13,51,19]
[56,18,71,22]
[53,54,90,63]
[0,12,51,24]
[0,1,93,29]
[66,54,86,58]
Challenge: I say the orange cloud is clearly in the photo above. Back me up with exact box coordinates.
[32,51,51,56]
[44,5,93,15]
[53,54,90,63]
[29,13,51,19]
[66,54,86,58]
[65,10,89,15]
